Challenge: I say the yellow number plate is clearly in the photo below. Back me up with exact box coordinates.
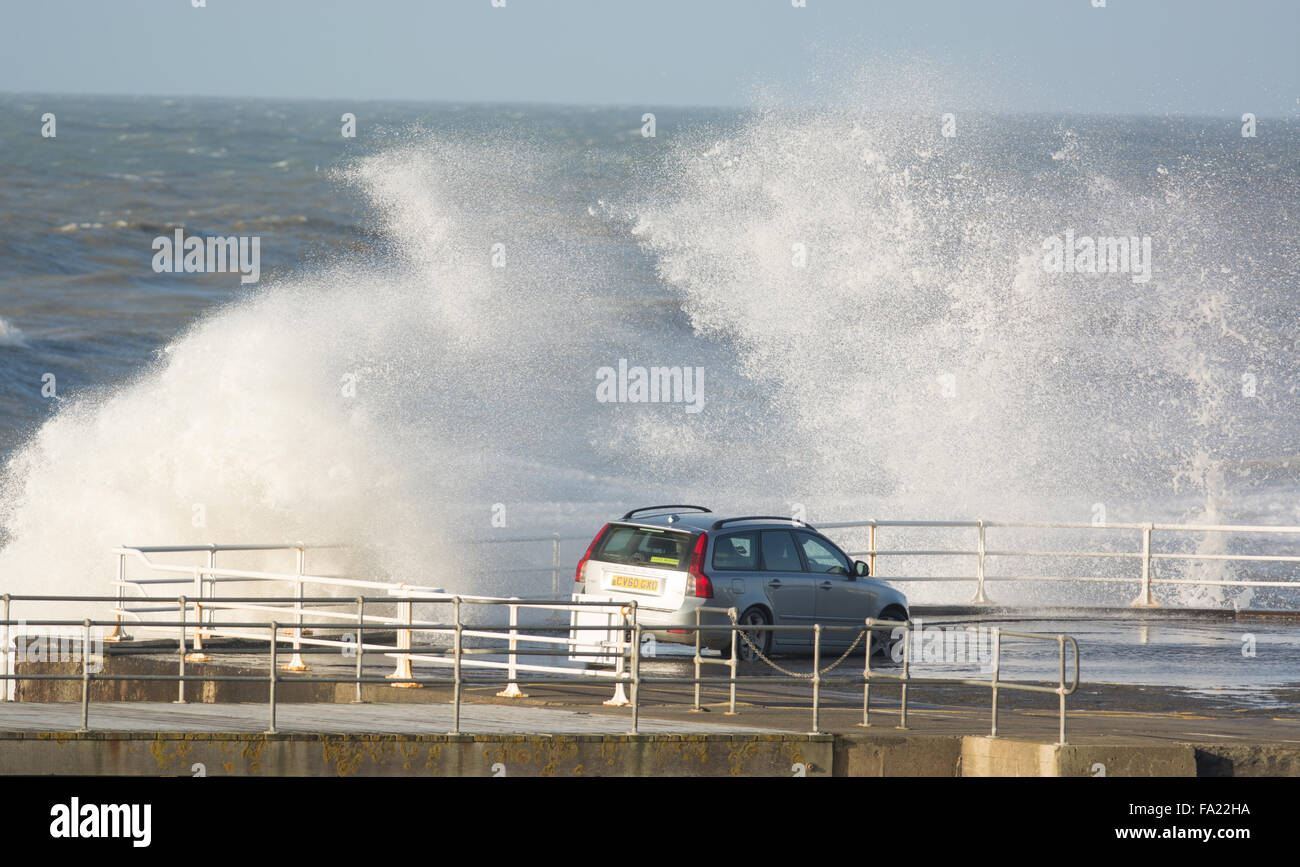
[609,574,662,593]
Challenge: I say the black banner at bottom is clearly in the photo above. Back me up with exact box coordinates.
[3,775,1288,854]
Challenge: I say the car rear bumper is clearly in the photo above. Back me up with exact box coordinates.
[631,602,736,650]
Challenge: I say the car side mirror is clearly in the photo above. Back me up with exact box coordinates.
[854,560,870,578]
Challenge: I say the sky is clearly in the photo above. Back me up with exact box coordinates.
[0,0,1297,114]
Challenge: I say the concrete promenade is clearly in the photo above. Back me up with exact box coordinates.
[2,676,1297,776]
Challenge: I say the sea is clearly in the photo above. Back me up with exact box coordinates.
[1,93,1298,608]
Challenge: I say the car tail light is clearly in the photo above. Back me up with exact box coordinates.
[685,532,713,598]
[574,524,608,584]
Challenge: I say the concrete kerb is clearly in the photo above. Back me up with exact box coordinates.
[0,730,836,778]
[0,729,1254,776]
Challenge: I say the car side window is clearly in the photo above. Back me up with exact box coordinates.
[760,530,803,572]
[798,533,851,575]
[711,532,758,571]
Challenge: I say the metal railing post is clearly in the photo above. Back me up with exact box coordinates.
[726,607,737,715]
[1058,634,1067,745]
[551,534,561,601]
[282,547,309,671]
[175,595,187,704]
[970,520,991,603]
[451,597,462,735]
[859,618,873,728]
[497,601,527,698]
[79,619,91,732]
[188,602,210,662]
[354,597,364,703]
[810,624,821,734]
[1132,523,1160,607]
[868,522,877,577]
[186,560,211,662]
[387,595,421,687]
[630,622,641,734]
[991,628,1001,737]
[691,609,702,712]
[603,606,631,707]
[204,548,215,640]
[1,594,9,703]
[267,621,278,734]
[106,552,128,642]
[897,622,910,730]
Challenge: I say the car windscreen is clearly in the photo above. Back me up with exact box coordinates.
[591,525,695,570]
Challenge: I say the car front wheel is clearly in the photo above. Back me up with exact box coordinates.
[871,607,909,660]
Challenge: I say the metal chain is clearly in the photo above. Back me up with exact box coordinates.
[735,626,866,677]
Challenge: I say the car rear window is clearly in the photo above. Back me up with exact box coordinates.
[591,524,695,570]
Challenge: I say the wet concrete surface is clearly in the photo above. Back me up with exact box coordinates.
[7,613,1298,745]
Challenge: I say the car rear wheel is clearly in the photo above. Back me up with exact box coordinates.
[726,606,772,663]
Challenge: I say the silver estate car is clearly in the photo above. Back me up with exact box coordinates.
[574,505,909,661]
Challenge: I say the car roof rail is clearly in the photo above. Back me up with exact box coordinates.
[620,505,713,520]
[710,516,816,530]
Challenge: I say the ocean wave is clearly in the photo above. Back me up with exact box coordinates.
[0,318,28,347]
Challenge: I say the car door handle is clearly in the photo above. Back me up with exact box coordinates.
[767,579,782,589]
[819,581,833,590]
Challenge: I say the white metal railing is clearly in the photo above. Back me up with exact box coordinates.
[460,534,586,599]
[815,519,1300,607]
[107,544,636,702]
[2,520,1280,731]
[1,594,1080,742]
